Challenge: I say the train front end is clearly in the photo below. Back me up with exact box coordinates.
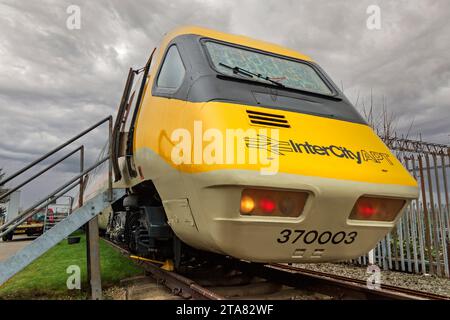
[133,26,418,263]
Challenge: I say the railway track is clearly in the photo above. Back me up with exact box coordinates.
[269,263,450,300]
[103,238,449,300]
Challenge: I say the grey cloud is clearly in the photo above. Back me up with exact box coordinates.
[0,0,449,207]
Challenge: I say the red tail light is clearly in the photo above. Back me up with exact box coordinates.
[259,198,276,213]
[349,196,406,222]
[358,204,376,217]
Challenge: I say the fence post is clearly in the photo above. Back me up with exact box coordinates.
[425,154,442,276]
[418,155,435,274]
[368,249,375,265]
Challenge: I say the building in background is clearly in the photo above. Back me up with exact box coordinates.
[0,190,20,225]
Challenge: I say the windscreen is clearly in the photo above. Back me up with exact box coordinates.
[204,41,333,96]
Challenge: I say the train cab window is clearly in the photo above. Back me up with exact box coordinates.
[204,41,333,96]
[157,45,185,89]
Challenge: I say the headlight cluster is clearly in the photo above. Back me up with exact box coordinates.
[240,188,308,217]
[349,196,406,222]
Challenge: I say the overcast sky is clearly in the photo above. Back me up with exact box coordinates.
[0,0,449,206]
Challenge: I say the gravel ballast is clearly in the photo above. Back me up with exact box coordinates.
[294,262,450,297]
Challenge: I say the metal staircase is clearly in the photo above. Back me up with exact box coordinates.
[0,116,125,299]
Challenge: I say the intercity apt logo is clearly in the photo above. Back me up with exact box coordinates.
[245,135,393,165]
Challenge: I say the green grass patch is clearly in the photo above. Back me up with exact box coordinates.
[0,233,143,299]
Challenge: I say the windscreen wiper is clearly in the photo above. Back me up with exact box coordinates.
[219,62,285,88]
[218,62,341,101]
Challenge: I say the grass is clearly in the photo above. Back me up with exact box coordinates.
[0,232,143,299]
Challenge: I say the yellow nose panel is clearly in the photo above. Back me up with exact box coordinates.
[134,97,417,187]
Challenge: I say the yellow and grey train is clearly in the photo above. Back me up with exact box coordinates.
[87,26,418,267]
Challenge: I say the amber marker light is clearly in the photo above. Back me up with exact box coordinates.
[240,195,255,214]
[240,188,308,217]
[349,196,406,222]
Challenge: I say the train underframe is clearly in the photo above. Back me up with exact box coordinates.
[105,181,202,270]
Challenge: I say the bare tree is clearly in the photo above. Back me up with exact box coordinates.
[359,91,397,138]
[357,90,418,143]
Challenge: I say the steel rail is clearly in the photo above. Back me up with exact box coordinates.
[139,262,225,300]
[102,238,224,300]
[103,238,449,300]
[270,263,450,300]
